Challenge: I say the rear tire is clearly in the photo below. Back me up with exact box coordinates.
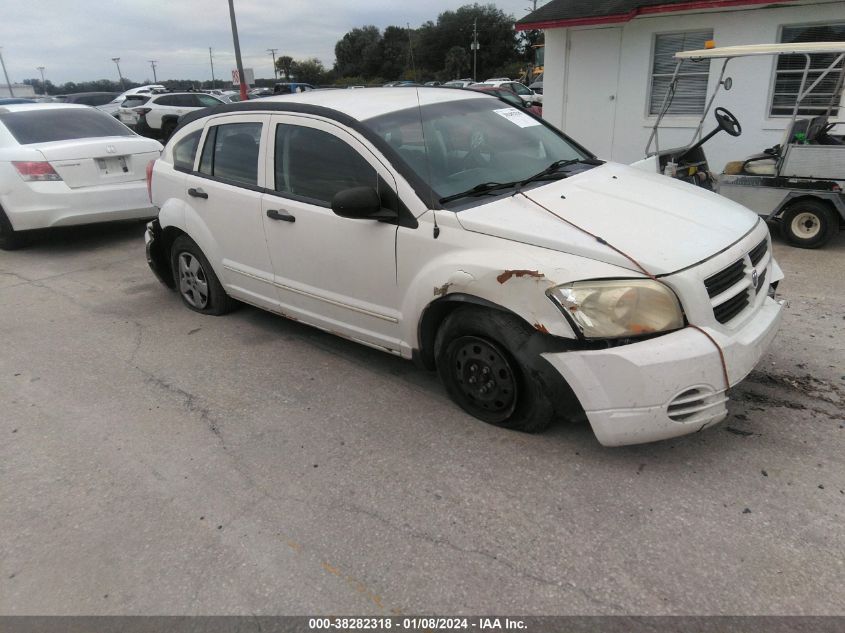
[780,199,838,249]
[434,306,555,432]
[170,235,235,315]
[0,208,25,251]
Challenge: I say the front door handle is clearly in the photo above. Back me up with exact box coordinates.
[188,187,208,199]
[267,209,295,223]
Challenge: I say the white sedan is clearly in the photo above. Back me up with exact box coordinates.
[0,103,162,249]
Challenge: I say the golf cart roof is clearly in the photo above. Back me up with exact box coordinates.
[676,42,845,60]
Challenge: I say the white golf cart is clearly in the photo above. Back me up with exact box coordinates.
[639,42,845,248]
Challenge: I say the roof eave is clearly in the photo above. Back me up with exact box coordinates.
[515,0,786,32]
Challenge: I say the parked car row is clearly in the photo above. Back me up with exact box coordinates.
[117,92,226,140]
[0,103,161,249]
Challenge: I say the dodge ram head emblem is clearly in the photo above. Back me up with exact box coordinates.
[751,269,758,291]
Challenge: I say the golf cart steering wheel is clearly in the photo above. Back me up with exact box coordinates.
[714,107,742,137]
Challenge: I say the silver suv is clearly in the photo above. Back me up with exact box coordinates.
[118,92,224,140]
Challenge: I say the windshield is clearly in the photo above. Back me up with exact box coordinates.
[363,97,589,204]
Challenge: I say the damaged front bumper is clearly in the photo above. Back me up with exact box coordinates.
[145,218,173,288]
[543,297,784,446]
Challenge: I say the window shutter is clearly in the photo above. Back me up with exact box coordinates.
[771,23,845,116]
[650,30,713,115]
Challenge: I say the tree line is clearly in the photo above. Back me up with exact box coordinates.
[23,3,540,94]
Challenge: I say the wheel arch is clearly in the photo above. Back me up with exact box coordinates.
[773,191,845,223]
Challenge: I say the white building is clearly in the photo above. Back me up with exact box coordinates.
[517,0,845,171]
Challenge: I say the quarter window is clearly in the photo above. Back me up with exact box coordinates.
[649,30,714,115]
[172,130,202,172]
[273,125,377,205]
[770,23,845,116]
[195,94,223,107]
[198,122,262,186]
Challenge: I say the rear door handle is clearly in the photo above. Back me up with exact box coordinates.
[267,209,295,223]
[188,187,208,199]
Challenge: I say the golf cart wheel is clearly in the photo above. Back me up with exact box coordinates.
[780,199,838,249]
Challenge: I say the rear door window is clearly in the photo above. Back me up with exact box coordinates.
[198,122,262,186]
[0,108,135,144]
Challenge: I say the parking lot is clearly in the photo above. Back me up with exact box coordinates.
[1,222,843,615]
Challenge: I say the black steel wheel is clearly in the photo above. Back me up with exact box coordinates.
[446,336,518,423]
[435,306,555,432]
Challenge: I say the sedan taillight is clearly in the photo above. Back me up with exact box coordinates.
[12,161,62,182]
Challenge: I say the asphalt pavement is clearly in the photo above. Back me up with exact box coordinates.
[1,221,843,615]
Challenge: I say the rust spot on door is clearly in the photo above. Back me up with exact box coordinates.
[533,323,549,333]
[497,269,544,284]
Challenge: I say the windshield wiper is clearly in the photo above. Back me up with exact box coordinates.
[516,158,602,189]
[439,181,520,204]
[438,158,603,205]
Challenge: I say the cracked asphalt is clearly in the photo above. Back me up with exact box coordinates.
[1,221,843,615]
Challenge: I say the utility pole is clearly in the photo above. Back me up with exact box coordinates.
[111,57,125,90]
[37,66,46,94]
[228,0,248,101]
[406,23,417,82]
[0,48,14,97]
[209,47,216,86]
[266,48,278,80]
[471,18,479,82]
[148,60,158,83]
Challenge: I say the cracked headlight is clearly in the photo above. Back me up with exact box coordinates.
[547,279,683,339]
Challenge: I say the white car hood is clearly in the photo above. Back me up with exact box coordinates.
[454,162,759,276]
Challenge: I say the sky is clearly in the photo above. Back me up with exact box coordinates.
[0,0,538,86]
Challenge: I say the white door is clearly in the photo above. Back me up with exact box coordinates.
[564,27,622,159]
[260,114,404,352]
[184,114,278,309]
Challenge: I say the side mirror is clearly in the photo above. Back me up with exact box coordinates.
[331,186,397,221]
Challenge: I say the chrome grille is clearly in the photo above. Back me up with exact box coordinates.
[703,237,770,326]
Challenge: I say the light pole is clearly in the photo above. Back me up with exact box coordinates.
[0,48,14,97]
[148,60,158,83]
[266,48,278,80]
[111,57,125,90]
[228,0,248,101]
[209,47,216,86]
[37,66,46,95]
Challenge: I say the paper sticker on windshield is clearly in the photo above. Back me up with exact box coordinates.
[493,107,540,128]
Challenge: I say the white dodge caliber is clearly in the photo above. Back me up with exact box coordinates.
[0,103,162,249]
[145,88,784,446]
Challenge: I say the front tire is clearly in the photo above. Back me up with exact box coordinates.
[434,307,555,432]
[170,235,235,315]
[780,199,838,249]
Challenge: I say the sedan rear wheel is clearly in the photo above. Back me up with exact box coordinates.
[0,208,24,250]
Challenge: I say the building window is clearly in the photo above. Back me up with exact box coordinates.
[649,30,713,116]
[770,23,845,117]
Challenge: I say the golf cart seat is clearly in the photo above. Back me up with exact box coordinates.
[724,118,814,176]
